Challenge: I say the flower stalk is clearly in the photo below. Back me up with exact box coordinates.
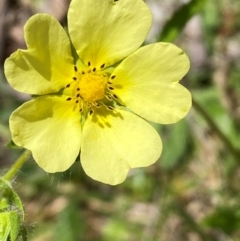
[3,150,31,181]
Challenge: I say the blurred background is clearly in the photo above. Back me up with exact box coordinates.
[1,0,240,240]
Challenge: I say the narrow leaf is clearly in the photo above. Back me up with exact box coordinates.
[159,0,208,42]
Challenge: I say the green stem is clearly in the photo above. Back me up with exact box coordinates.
[3,150,31,181]
[192,98,240,159]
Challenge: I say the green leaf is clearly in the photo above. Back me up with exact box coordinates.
[0,198,9,211]
[193,88,240,149]
[0,179,25,221]
[159,0,208,42]
[18,226,28,241]
[160,119,191,169]
[53,204,85,241]
[0,179,26,240]
[0,212,9,241]
[0,211,20,241]
[202,206,240,234]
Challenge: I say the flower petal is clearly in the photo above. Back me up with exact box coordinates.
[111,43,192,124]
[9,96,81,172]
[81,107,162,185]
[68,0,152,69]
[4,14,74,95]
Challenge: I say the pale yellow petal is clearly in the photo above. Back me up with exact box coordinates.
[4,14,74,95]
[10,96,81,172]
[68,0,152,69]
[111,43,192,124]
[81,107,162,185]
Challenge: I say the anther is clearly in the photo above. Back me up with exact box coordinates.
[111,75,116,79]
[79,108,83,112]
[106,95,113,101]
[89,110,94,115]
[66,84,70,88]
[101,63,105,69]
[76,100,79,103]
[113,94,118,99]
[73,77,77,81]
[74,65,78,72]
[93,67,96,72]
[82,71,85,74]
[95,103,100,108]
[88,61,91,66]
[76,93,80,98]
[107,81,112,85]
[77,88,80,91]
[108,86,114,90]
[66,97,72,101]
[107,106,114,111]
[88,70,91,73]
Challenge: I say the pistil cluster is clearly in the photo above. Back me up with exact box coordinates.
[64,63,119,115]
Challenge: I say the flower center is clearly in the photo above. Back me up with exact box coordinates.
[79,72,106,103]
[64,65,119,114]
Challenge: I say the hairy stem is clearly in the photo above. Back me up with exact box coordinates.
[3,150,31,181]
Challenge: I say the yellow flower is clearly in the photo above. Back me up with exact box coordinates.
[4,0,191,185]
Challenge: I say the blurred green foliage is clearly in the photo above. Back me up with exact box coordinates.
[202,205,240,235]
[160,0,207,42]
